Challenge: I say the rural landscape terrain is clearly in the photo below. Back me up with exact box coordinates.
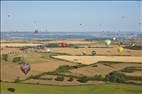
[1,38,142,94]
[1,1,142,94]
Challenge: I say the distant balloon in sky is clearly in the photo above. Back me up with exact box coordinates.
[117,47,124,53]
[8,15,10,17]
[20,62,31,75]
[113,37,116,41]
[99,24,102,26]
[138,22,142,25]
[105,39,111,46]
[121,16,125,19]
[80,24,82,26]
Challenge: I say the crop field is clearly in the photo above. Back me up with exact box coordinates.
[50,47,142,56]
[53,55,142,65]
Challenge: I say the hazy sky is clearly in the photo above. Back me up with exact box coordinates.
[1,1,142,32]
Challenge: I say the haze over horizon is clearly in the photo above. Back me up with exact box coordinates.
[1,1,142,32]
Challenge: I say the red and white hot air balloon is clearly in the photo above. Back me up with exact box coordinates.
[59,42,69,48]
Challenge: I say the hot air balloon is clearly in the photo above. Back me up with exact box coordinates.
[47,48,51,52]
[121,16,125,19]
[113,37,116,41]
[131,43,136,47]
[117,47,124,53]
[8,15,10,17]
[59,42,69,48]
[20,62,31,75]
[105,39,111,46]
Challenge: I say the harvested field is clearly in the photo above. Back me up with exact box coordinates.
[1,43,41,47]
[53,55,142,65]
[124,71,142,77]
[46,40,94,44]
[31,61,76,73]
[0,63,40,81]
[70,63,142,77]
[50,48,142,56]
[0,61,75,82]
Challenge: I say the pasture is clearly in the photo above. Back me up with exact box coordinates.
[1,82,142,94]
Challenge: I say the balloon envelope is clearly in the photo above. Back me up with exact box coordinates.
[8,15,10,17]
[117,47,124,53]
[132,43,135,47]
[113,37,116,41]
[60,42,68,48]
[47,48,51,52]
[105,40,111,46]
[20,63,31,75]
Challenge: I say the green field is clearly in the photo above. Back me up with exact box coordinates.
[1,82,142,94]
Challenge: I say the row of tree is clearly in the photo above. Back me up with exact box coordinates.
[2,54,21,63]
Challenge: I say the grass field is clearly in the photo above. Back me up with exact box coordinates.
[1,82,142,94]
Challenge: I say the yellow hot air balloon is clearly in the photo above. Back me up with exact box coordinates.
[118,47,124,53]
